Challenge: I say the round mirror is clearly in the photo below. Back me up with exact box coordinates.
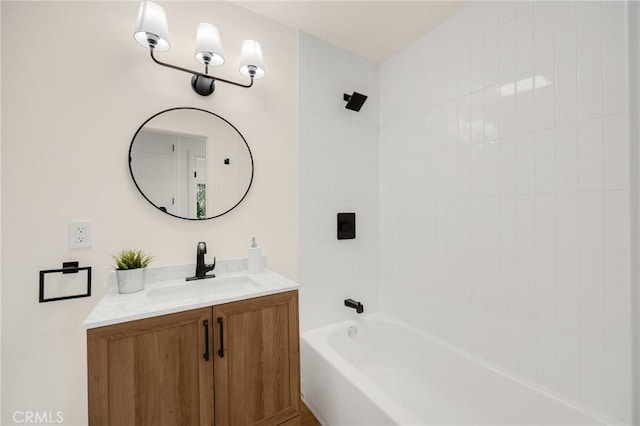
[129,108,254,220]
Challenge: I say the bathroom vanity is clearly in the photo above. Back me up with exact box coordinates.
[84,267,300,426]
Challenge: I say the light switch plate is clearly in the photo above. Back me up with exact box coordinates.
[69,221,92,248]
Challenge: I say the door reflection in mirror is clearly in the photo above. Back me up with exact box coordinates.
[132,129,207,218]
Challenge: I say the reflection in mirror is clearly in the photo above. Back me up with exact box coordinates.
[129,108,253,220]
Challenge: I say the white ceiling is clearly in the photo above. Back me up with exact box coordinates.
[233,1,467,63]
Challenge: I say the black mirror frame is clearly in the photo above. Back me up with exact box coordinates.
[128,107,254,220]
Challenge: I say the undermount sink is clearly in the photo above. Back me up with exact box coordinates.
[146,275,259,303]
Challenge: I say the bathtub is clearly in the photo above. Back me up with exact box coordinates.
[301,313,620,426]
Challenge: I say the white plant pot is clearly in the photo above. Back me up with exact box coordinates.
[116,268,146,294]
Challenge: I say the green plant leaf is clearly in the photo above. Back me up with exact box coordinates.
[112,249,153,270]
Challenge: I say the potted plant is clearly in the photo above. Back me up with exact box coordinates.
[112,249,153,294]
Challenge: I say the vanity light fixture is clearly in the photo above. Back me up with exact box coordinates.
[133,1,265,96]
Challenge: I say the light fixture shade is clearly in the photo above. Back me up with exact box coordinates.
[239,40,265,79]
[133,1,170,52]
[194,23,225,66]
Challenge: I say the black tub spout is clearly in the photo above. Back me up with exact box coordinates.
[344,298,364,314]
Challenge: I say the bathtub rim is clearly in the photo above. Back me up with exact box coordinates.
[301,312,627,426]
[302,316,422,425]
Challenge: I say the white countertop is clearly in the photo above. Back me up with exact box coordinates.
[84,268,299,329]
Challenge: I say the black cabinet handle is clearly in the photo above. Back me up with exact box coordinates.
[203,319,210,361]
[217,317,224,358]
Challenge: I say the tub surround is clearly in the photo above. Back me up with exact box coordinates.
[296,1,633,423]
[378,1,632,421]
[84,257,297,328]
[298,33,380,332]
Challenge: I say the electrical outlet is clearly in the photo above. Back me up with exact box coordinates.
[69,221,92,248]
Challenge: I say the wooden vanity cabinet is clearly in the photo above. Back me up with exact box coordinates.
[87,290,300,426]
[87,307,214,426]
[213,290,300,426]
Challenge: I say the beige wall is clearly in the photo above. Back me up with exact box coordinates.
[1,1,298,424]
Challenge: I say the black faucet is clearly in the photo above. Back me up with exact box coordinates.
[186,241,216,281]
[344,298,364,314]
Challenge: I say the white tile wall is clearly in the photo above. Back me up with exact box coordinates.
[297,1,631,422]
[379,1,631,422]
[298,33,380,332]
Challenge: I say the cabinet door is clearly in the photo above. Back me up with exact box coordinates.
[88,308,214,426]
[214,291,300,426]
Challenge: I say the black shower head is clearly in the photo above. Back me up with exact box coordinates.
[343,92,368,112]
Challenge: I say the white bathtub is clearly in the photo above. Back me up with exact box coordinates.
[301,313,621,426]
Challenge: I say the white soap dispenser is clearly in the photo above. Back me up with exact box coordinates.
[248,237,262,274]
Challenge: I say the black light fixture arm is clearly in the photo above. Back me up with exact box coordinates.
[149,48,254,94]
